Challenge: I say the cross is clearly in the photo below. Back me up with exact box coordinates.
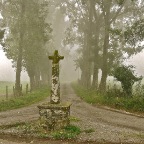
[49,50,64,104]
[49,50,64,64]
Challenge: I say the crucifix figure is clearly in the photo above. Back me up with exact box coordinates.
[49,50,64,104]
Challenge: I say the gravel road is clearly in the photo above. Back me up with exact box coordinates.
[0,84,144,144]
[61,84,144,143]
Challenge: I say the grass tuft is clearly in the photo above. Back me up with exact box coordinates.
[70,116,81,122]
[51,125,81,139]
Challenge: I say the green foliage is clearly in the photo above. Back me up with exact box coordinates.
[60,0,144,91]
[2,0,52,90]
[116,0,125,6]
[72,82,144,113]
[0,87,50,112]
[113,65,142,96]
[125,19,144,46]
[0,29,5,42]
[2,0,52,64]
[51,125,81,139]
[70,116,81,122]
[16,121,81,140]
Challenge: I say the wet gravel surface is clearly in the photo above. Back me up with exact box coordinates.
[61,84,144,144]
[0,84,144,144]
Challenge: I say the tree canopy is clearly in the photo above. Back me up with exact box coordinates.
[1,0,52,94]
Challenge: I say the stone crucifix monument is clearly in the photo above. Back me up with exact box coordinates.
[49,50,64,104]
[38,50,71,131]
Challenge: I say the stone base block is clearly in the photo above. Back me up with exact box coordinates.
[37,102,71,131]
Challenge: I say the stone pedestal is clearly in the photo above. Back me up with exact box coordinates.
[38,50,71,131]
[38,102,71,130]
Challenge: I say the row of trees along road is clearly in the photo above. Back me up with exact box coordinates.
[0,0,144,96]
[57,0,144,92]
[1,0,52,96]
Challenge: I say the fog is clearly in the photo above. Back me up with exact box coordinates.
[0,1,144,84]
[0,49,29,81]
[0,49,79,82]
[0,48,144,83]
[128,51,144,76]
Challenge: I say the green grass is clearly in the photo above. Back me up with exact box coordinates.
[72,82,144,113]
[0,81,29,100]
[14,121,81,140]
[51,125,81,139]
[69,116,81,122]
[0,86,50,112]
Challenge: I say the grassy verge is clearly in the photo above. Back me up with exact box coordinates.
[0,120,81,140]
[0,86,50,112]
[72,82,144,113]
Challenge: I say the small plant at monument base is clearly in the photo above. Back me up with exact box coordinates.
[70,116,81,122]
[51,125,81,139]
[15,121,81,140]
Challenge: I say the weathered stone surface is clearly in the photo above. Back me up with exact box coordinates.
[38,102,71,130]
[49,50,64,104]
[38,50,71,131]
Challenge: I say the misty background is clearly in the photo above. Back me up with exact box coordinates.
[0,43,144,82]
[0,48,79,82]
[0,0,144,95]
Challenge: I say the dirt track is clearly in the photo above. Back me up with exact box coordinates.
[0,84,144,144]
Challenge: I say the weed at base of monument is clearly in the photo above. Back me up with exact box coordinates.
[51,125,81,139]
[15,120,81,140]
[69,116,81,122]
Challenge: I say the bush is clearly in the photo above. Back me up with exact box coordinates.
[112,65,142,96]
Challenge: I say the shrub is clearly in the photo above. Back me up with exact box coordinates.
[113,65,142,96]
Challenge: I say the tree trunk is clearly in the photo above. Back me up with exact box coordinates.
[15,1,25,96]
[99,25,110,91]
[99,1,111,92]
[92,62,99,89]
[92,25,100,89]
[30,74,35,91]
[15,47,23,96]
[80,33,91,88]
[81,1,93,88]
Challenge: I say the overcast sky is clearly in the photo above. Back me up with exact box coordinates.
[128,50,144,76]
[0,48,144,82]
[0,49,79,82]
[0,49,29,81]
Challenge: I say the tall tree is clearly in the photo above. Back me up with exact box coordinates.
[2,0,27,96]
[2,0,52,92]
